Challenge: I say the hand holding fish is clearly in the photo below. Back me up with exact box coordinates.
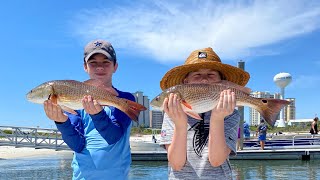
[44,100,68,123]
[211,89,236,121]
[163,93,188,128]
[82,95,103,115]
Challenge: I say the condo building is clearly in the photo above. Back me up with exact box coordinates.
[132,91,150,127]
[151,110,164,129]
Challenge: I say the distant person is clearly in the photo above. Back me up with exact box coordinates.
[152,134,157,143]
[310,117,318,135]
[243,122,250,140]
[43,39,136,179]
[256,119,267,150]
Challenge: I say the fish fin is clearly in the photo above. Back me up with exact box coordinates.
[60,105,77,115]
[186,111,203,120]
[83,79,118,96]
[255,98,290,127]
[49,94,58,104]
[119,99,147,122]
[219,80,251,94]
[181,100,192,110]
[49,94,77,115]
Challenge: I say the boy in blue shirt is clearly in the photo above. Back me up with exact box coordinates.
[43,39,134,179]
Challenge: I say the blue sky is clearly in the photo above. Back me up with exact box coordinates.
[1,0,319,128]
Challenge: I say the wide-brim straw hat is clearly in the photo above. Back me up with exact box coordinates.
[160,47,250,90]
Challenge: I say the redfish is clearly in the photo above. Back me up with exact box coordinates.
[150,81,289,126]
[27,79,146,121]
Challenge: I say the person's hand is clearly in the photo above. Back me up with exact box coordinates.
[44,100,68,123]
[163,93,188,129]
[82,95,103,115]
[211,89,236,120]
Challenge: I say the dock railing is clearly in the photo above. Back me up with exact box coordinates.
[0,126,69,150]
[246,132,320,149]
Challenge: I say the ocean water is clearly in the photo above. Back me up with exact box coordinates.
[0,155,319,180]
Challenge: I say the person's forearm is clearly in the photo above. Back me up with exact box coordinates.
[56,119,85,152]
[167,126,187,171]
[208,118,230,167]
[91,110,130,144]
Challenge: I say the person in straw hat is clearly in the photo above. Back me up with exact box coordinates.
[159,47,250,179]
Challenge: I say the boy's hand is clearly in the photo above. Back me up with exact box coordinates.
[44,100,68,123]
[211,89,236,120]
[82,95,103,115]
[163,93,188,129]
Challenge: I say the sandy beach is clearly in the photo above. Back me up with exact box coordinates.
[0,135,157,160]
[0,146,73,159]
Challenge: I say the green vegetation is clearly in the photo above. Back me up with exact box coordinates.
[3,130,12,134]
[130,125,161,136]
[250,123,311,133]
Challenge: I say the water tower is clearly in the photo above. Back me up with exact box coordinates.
[273,72,292,127]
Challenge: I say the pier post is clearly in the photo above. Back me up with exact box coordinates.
[238,60,245,150]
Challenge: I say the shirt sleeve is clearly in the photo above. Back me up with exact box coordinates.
[224,110,240,156]
[91,92,134,145]
[159,113,175,148]
[55,112,85,153]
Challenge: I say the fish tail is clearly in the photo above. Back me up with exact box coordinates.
[255,98,290,126]
[122,100,147,122]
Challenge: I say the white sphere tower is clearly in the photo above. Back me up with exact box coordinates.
[273,73,292,127]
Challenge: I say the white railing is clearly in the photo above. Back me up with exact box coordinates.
[0,126,69,150]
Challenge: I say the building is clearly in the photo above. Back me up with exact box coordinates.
[249,91,281,126]
[151,110,164,129]
[287,118,313,126]
[284,98,296,121]
[132,91,150,127]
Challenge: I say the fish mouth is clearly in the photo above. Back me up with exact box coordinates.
[151,106,161,111]
[26,92,32,100]
[150,103,162,111]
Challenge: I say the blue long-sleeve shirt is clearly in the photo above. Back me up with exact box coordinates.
[55,88,135,180]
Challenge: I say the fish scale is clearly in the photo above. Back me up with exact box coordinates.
[51,80,122,109]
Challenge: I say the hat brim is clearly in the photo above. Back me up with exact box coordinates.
[160,61,250,90]
[85,49,114,62]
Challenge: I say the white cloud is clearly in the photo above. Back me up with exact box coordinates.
[288,75,320,89]
[71,0,320,63]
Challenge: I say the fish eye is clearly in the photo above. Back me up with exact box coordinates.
[156,96,160,101]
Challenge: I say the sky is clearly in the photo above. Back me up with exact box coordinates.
[0,0,319,128]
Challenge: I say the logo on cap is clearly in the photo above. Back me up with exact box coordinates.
[198,52,207,58]
[94,41,103,47]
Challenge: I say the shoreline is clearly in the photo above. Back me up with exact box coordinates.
[0,146,73,159]
[0,135,161,159]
